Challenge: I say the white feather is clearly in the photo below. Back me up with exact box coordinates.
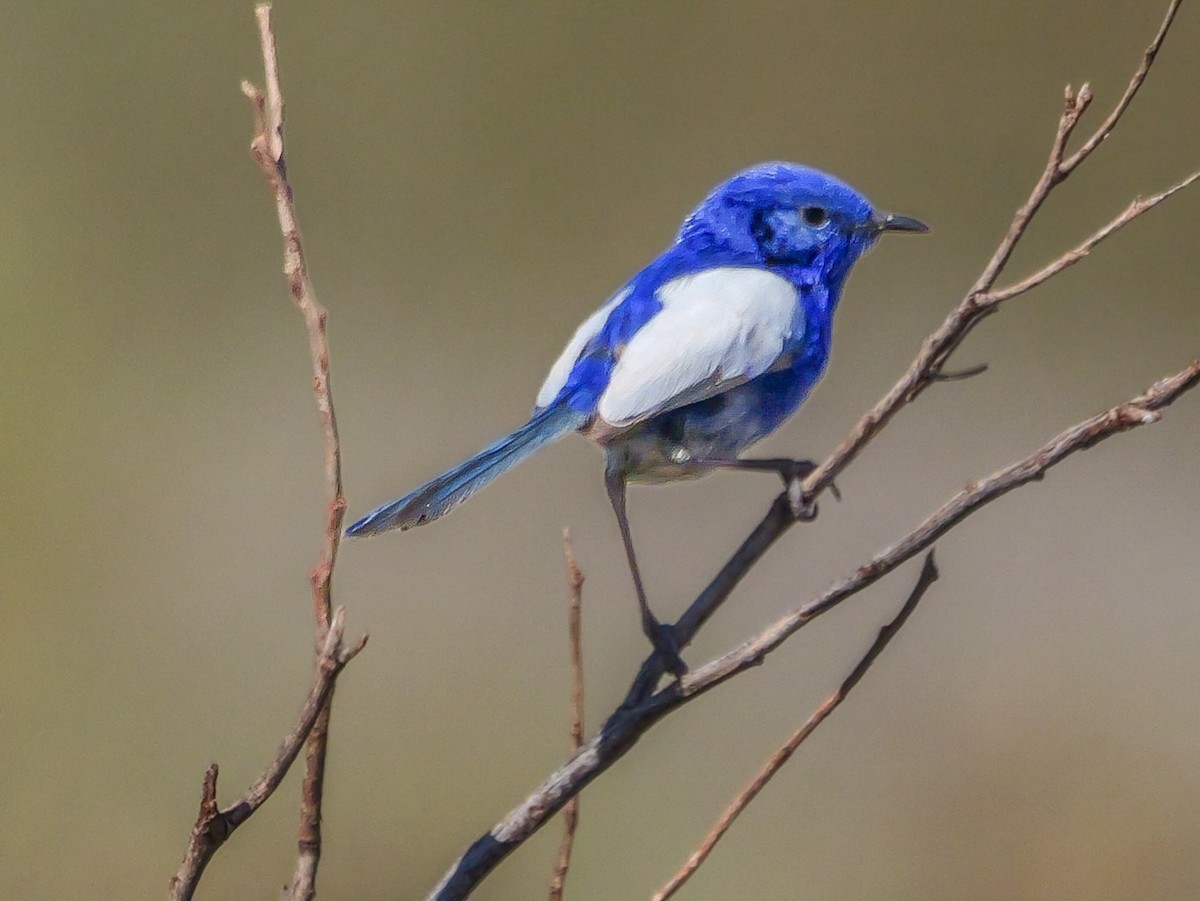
[535,287,632,408]
[597,267,800,427]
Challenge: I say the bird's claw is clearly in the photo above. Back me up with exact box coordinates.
[650,622,688,681]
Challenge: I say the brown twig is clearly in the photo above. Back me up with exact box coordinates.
[1059,0,1183,175]
[241,6,351,900]
[422,4,1196,897]
[652,553,940,901]
[168,611,367,901]
[548,532,586,901]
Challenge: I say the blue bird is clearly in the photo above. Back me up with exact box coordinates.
[346,162,927,676]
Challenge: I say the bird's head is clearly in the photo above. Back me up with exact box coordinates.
[678,162,927,285]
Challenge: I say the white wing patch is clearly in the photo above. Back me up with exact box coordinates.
[597,268,800,427]
[535,287,632,409]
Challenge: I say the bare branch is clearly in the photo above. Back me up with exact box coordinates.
[652,553,939,901]
[548,532,586,901]
[242,6,352,900]
[965,82,1093,300]
[429,361,1200,901]
[243,3,347,634]
[169,612,366,901]
[799,1,1189,502]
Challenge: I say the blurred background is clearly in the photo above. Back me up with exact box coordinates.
[2,1,1198,898]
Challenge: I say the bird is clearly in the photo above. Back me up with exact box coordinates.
[346,162,928,678]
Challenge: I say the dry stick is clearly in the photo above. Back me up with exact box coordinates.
[429,360,1200,901]
[168,612,367,901]
[548,532,587,901]
[242,6,351,900]
[653,553,940,901]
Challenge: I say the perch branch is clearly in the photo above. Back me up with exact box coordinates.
[242,5,351,900]
[430,360,1200,901]
[168,611,366,901]
[652,552,939,901]
[548,532,586,901]
[425,4,1195,897]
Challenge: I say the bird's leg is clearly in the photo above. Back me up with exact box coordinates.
[699,456,817,481]
[604,469,688,679]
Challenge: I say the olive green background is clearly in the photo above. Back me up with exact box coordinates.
[2,2,1198,899]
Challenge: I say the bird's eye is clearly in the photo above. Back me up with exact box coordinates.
[801,206,829,227]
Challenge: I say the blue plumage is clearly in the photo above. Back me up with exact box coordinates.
[346,161,927,675]
[344,404,587,534]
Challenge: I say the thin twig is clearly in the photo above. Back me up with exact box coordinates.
[982,170,1200,305]
[428,360,1200,901]
[1059,0,1184,175]
[652,553,939,901]
[548,532,586,901]
[168,612,367,901]
[242,6,350,899]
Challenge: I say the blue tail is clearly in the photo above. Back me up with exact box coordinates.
[345,405,588,536]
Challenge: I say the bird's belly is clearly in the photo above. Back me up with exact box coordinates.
[601,369,817,482]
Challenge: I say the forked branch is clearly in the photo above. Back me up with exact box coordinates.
[799,0,1194,502]
[431,361,1200,900]
[168,612,366,901]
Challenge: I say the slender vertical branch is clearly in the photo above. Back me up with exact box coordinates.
[651,554,939,901]
[548,532,587,901]
[241,6,348,899]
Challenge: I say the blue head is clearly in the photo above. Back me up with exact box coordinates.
[678,162,927,295]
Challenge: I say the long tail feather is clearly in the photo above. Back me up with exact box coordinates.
[345,405,587,536]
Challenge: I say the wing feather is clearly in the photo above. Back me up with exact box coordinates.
[596,268,800,427]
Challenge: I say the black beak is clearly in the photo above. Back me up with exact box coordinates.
[872,211,930,234]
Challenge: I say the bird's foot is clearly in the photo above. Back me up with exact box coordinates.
[776,457,817,483]
[649,621,688,681]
